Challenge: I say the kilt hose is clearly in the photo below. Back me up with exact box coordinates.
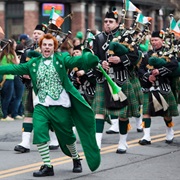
[129,75,143,106]
[143,91,179,117]
[0,93,2,118]
[92,79,140,119]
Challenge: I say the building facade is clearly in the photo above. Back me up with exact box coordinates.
[0,0,178,40]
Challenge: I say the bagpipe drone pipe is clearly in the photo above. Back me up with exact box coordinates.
[97,63,128,110]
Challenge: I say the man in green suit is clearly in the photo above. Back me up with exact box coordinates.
[0,33,101,177]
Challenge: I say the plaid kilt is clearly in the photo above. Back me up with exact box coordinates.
[22,88,33,117]
[143,90,179,117]
[129,75,143,105]
[91,79,140,118]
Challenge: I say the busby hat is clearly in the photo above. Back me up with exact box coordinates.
[73,44,83,51]
[105,7,119,22]
[151,30,164,39]
[34,24,47,33]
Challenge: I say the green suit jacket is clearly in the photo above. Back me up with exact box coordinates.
[0,49,101,172]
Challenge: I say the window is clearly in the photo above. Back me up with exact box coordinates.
[5,2,24,40]
[85,3,89,30]
[95,5,102,31]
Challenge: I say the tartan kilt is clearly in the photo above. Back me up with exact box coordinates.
[22,88,33,117]
[91,79,140,118]
[129,75,143,105]
[82,93,94,106]
[143,91,179,117]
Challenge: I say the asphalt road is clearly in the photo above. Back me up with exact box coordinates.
[0,106,180,180]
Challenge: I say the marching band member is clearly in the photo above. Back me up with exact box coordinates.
[138,31,179,145]
[92,7,140,153]
[70,44,96,105]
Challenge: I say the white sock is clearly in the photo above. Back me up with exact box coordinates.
[19,132,31,149]
[166,127,174,141]
[108,118,119,132]
[135,117,142,129]
[96,133,103,149]
[117,134,128,150]
[49,131,59,146]
[141,128,151,141]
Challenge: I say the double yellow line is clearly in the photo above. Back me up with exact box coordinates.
[101,130,180,154]
[0,130,180,179]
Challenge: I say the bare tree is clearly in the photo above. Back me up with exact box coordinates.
[170,0,180,9]
[170,0,180,18]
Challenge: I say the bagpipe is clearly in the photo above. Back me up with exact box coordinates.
[83,27,129,109]
[112,11,151,52]
[97,63,128,110]
[108,12,152,71]
[148,15,180,77]
[68,29,97,105]
[68,65,96,105]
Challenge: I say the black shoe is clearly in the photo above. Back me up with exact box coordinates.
[33,165,54,177]
[14,145,30,153]
[165,138,173,144]
[49,145,59,150]
[72,159,82,173]
[139,139,151,145]
[116,149,126,154]
[137,128,143,132]
[106,130,119,134]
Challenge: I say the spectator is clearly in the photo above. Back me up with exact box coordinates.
[75,31,84,44]
[73,37,81,47]
[18,34,30,47]
[0,39,20,121]
[9,43,26,120]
